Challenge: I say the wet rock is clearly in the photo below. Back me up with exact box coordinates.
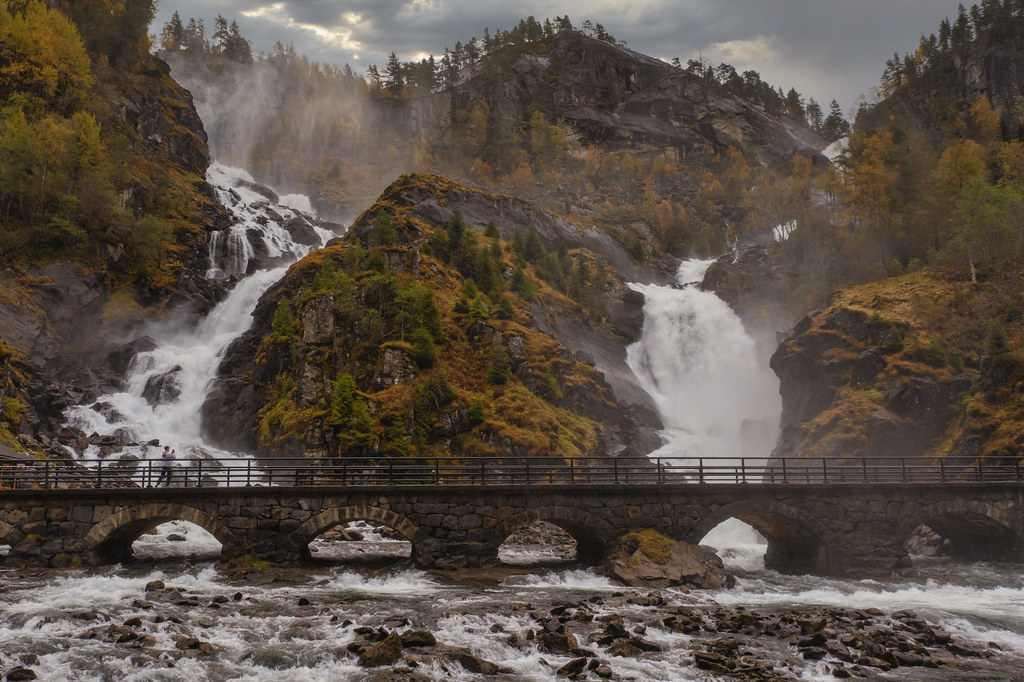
[556,657,588,676]
[456,653,499,675]
[400,630,437,647]
[284,216,321,246]
[123,617,143,628]
[601,529,727,589]
[174,636,214,654]
[358,632,403,667]
[537,626,579,656]
[297,597,311,606]
[167,534,186,542]
[693,650,730,672]
[5,668,37,681]
[141,366,182,406]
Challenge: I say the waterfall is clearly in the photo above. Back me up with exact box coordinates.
[63,163,337,462]
[625,259,781,463]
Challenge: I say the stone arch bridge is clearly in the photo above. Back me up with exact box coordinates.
[2,482,1023,577]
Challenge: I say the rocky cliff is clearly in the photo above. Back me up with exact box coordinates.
[444,30,822,166]
[0,4,231,452]
[202,174,662,461]
[771,266,1024,464]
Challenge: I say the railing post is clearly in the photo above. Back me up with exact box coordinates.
[698,458,704,484]
[97,461,103,488]
[741,459,746,484]
[225,466,231,487]
[1017,460,1021,481]
[939,458,945,482]
[978,460,984,481]
[245,459,252,486]
[434,458,439,485]
[901,458,907,483]
[294,464,300,486]
[657,458,664,484]
[197,459,203,487]
[480,460,486,485]
[342,458,347,485]
[390,458,395,485]
[862,458,868,483]
[526,459,531,485]
[822,458,828,483]
[570,458,575,484]
[44,461,50,489]
[781,458,787,483]
[613,459,618,484]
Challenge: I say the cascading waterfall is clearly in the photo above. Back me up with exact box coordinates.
[626,258,781,559]
[625,258,781,463]
[63,162,337,465]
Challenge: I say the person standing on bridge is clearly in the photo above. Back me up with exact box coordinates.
[154,446,176,487]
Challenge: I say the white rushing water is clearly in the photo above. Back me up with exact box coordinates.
[625,259,781,463]
[6,167,1024,680]
[62,163,335,467]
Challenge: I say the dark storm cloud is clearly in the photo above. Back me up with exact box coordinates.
[154,0,964,110]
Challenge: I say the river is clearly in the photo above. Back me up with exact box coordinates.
[4,165,1024,681]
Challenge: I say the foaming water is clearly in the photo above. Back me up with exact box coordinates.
[626,259,780,461]
[701,518,768,572]
[3,552,1024,679]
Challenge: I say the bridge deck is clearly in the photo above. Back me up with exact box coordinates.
[0,455,1021,490]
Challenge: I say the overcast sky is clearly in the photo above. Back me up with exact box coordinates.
[153,0,965,114]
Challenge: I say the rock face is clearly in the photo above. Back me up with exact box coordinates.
[0,49,232,451]
[435,31,822,169]
[601,529,727,589]
[142,366,183,406]
[770,268,1024,463]
[203,175,664,460]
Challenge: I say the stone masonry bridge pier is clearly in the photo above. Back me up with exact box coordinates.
[2,481,1023,577]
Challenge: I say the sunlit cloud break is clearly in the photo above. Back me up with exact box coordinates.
[242,3,363,52]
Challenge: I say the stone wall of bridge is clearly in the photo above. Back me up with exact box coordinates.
[0,483,1022,577]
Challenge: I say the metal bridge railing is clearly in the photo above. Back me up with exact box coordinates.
[0,456,1021,491]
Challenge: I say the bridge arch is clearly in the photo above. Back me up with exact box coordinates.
[85,503,235,563]
[899,499,1024,561]
[293,506,422,561]
[689,500,827,574]
[489,506,614,564]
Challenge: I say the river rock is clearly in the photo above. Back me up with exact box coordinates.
[358,632,402,667]
[456,653,499,675]
[399,630,436,647]
[5,668,37,681]
[600,529,727,589]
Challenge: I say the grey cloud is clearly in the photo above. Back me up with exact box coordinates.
[155,0,964,110]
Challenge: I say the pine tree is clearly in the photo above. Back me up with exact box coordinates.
[160,11,185,51]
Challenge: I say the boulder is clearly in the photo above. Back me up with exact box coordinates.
[283,216,321,246]
[141,366,182,406]
[358,632,403,668]
[600,529,727,589]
